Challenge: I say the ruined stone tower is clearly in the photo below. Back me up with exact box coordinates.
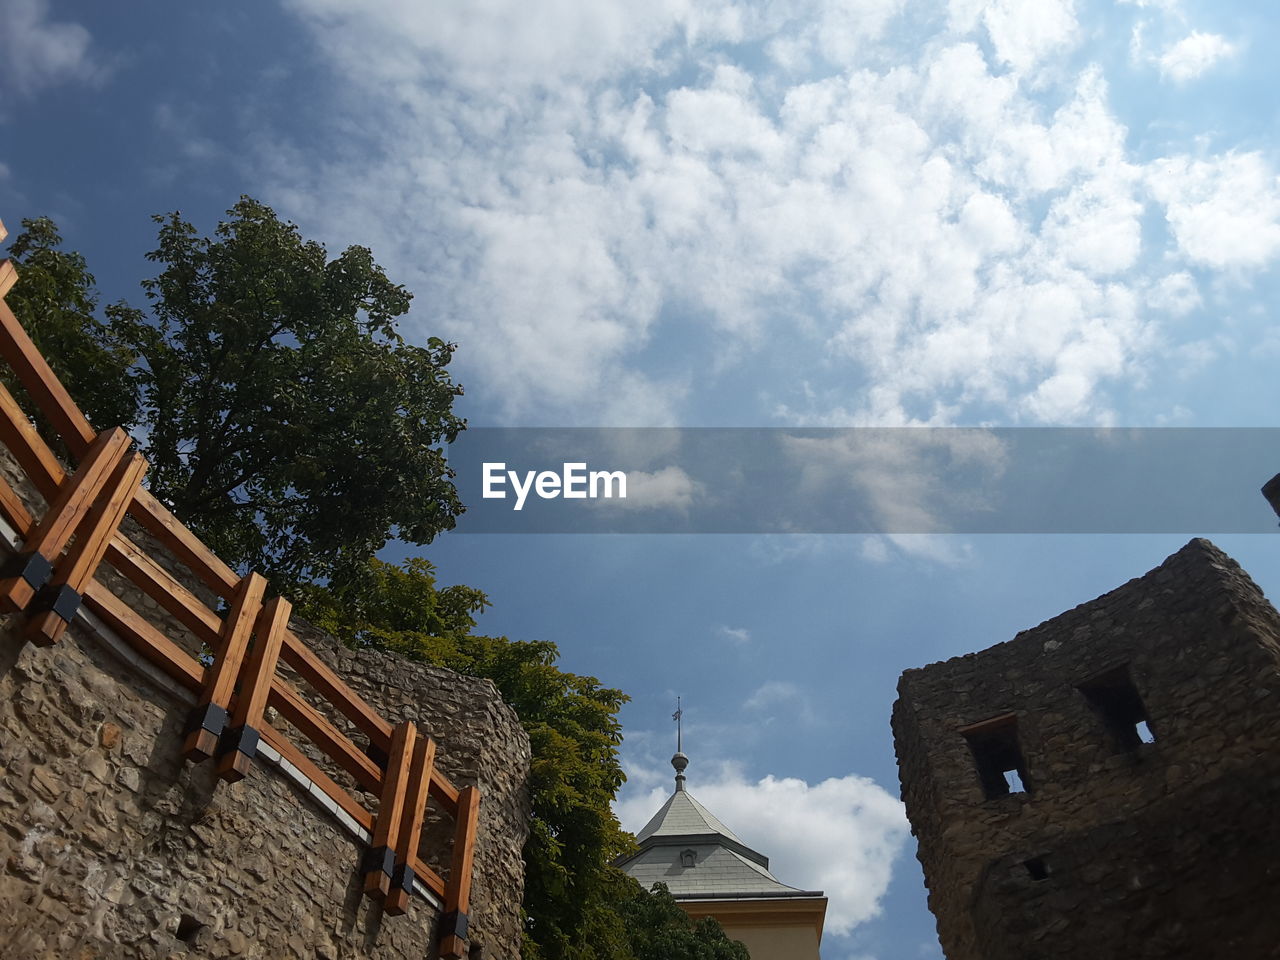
[892,539,1280,960]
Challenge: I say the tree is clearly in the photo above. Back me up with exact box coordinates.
[7,201,466,586]
[3,217,138,442]
[112,198,466,585]
[615,880,751,960]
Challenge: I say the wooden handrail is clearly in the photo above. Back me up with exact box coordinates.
[104,532,223,646]
[0,240,483,952]
[267,675,383,793]
[0,298,95,457]
[280,628,395,745]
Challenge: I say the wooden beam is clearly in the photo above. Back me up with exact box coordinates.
[216,595,291,783]
[428,771,461,814]
[363,720,415,900]
[265,674,382,793]
[385,734,437,915]
[0,378,66,499]
[439,784,481,959]
[104,532,223,646]
[259,722,375,833]
[182,572,266,762]
[82,580,204,691]
[280,629,394,747]
[0,427,129,613]
[0,471,33,535]
[127,488,239,598]
[0,261,17,301]
[0,298,95,456]
[407,854,448,900]
[25,450,147,646]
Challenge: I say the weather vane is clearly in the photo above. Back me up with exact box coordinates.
[673,696,683,753]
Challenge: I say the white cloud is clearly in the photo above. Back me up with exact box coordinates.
[1146,271,1201,317]
[743,680,817,724]
[1147,152,1280,269]
[718,624,752,644]
[616,762,910,936]
[980,0,1080,75]
[0,0,100,97]
[263,0,1280,429]
[1158,31,1236,83]
[598,465,699,512]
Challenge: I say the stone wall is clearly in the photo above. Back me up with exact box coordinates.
[0,452,531,959]
[892,538,1280,960]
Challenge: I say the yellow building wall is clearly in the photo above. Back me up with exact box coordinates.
[719,919,822,960]
[680,897,827,960]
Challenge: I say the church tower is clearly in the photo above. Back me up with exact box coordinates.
[617,713,828,959]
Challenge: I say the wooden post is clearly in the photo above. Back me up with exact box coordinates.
[182,572,267,762]
[362,719,416,900]
[439,784,481,959]
[24,450,147,646]
[216,595,292,782]
[384,734,437,916]
[0,427,130,613]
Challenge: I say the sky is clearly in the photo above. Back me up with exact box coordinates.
[3,1,1280,957]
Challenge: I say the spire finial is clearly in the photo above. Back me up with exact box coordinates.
[672,697,688,791]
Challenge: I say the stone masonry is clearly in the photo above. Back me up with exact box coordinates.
[0,448,531,959]
[893,538,1280,960]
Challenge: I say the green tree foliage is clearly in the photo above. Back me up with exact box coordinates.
[615,880,751,960]
[3,217,138,440]
[117,199,466,584]
[296,557,646,960]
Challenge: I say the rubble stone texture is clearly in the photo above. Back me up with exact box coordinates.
[892,538,1280,960]
[0,451,531,959]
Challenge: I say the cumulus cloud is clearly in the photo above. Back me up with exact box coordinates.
[615,762,910,936]
[259,0,1280,428]
[718,624,752,645]
[1157,31,1236,83]
[1147,152,1280,269]
[0,0,101,97]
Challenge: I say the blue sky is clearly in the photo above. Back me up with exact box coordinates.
[3,1,1280,956]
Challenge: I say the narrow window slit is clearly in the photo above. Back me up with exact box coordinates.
[1079,665,1154,751]
[1023,857,1050,881]
[961,713,1032,799]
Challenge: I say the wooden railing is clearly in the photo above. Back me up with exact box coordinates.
[0,217,479,959]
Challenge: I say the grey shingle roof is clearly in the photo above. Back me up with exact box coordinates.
[636,789,744,844]
[619,787,823,900]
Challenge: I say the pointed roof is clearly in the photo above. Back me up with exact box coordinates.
[618,745,823,901]
[636,789,744,845]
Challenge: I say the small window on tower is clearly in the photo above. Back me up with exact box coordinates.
[680,849,697,868]
[961,713,1032,800]
[1078,665,1154,751]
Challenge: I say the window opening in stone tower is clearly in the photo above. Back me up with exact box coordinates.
[1078,665,1154,750]
[961,713,1032,799]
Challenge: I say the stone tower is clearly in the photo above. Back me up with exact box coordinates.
[892,539,1280,960]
